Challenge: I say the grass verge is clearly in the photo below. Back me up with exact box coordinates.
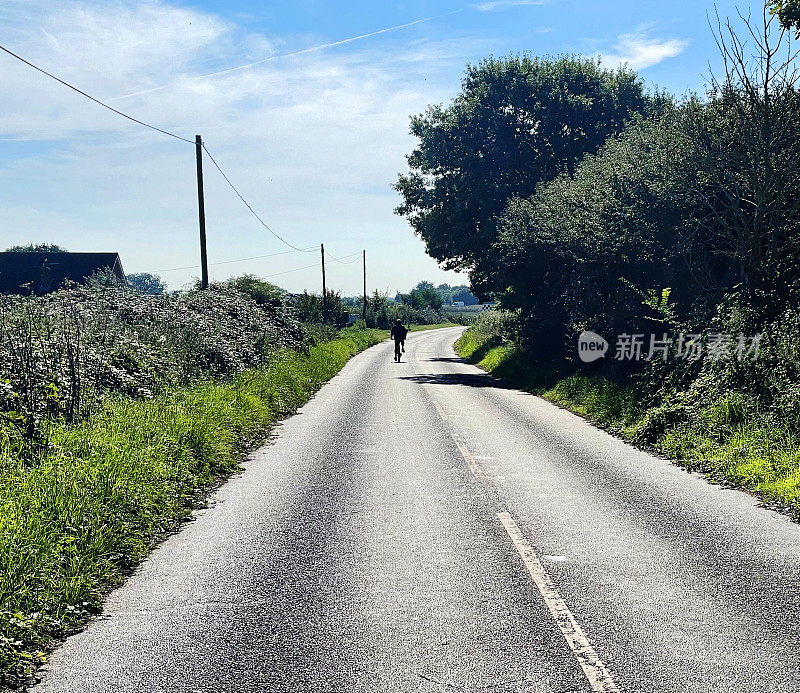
[455,328,800,516]
[0,328,386,688]
[408,322,461,332]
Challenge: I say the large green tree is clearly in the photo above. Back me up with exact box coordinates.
[492,9,800,358]
[394,55,665,281]
[396,281,444,311]
[493,113,702,356]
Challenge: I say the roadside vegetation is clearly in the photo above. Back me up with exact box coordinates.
[292,283,461,328]
[408,322,460,332]
[0,278,385,687]
[397,6,800,515]
[457,312,800,512]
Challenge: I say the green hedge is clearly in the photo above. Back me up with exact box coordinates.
[455,328,800,517]
[0,329,385,687]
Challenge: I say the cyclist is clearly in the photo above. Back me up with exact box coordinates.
[390,318,408,362]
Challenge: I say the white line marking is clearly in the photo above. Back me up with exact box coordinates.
[454,439,485,481]
[497,512,620,693]
[432,392,618,689]
[431,398,450,421]
[431,398,485,480]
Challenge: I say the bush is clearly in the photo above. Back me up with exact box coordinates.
[294,290,348,326]
[470,309,520,343]
[223,275,285,307]
[0,285,306,450]
[0,329,385,687]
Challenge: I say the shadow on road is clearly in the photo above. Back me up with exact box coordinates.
[397,372,514,389]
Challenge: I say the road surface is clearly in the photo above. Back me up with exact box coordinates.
[34,327,800,692]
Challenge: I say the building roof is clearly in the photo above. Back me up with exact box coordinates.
[0,252,126,295]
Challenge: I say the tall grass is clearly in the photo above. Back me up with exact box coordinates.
[455,326,800,516]
[0,285,306,458]
[0,329,385,687]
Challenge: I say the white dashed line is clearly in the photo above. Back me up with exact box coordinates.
[497,512,620,693]
[431,393,620,692]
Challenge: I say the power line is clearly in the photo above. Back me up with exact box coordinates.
[0,43,194,144]
[264,260,322,279]
[325,250,362,265]
[156,247,316,273]
[201,144,316,253]
[327,250,361,262]
[0,41,360,275]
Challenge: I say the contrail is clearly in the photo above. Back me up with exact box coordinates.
[113,11,462,101]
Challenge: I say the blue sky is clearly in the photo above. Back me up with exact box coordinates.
[0,0,770,293]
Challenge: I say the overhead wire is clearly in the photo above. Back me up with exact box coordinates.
[324,250,362,264]
[201,144,317,254]
[158,248,362,279]
[0,43,194,144]
[156,247,316,273]
[263,261,323,279]
[0,41,362,279]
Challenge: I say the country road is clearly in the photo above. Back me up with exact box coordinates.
[33,326,800,692]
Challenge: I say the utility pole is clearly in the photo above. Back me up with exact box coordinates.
[320,243,327,323]
[362,249,367,321]
[195,135,209,289]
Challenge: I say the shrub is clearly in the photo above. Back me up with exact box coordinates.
[224,275,285,307]
[0,285,306,450]
[0,329,385,686]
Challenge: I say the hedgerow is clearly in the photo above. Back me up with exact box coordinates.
[0,281,386,686]
[0,285,306,455]
[0,318,385,687]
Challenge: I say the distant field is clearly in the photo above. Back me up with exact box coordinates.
[408,322,460,332]
[443,304,485,315]
[442,305,486,323]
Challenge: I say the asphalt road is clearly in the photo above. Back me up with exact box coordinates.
[34,327,800,692]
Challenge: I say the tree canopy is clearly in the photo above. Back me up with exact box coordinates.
[225,274,285,307]
[771,0,800,34]
[396,281,444,311]
[394,55,667,278]
[493,113,699,352]
[127,272,167,295]
[396,14,800,361]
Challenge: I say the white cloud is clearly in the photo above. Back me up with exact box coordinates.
[0,1,234,141]
[599,32,689,70]
[473,0,547,11]
[0,0,478,291]
[112,12,455,101]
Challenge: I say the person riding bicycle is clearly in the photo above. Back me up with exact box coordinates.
[390,319,408,362]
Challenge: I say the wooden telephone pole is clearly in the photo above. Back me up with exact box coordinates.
[320,243,327,323]
[362,250,367,321]
[195,135,209,289]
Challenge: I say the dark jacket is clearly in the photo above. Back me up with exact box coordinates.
[390,324,408,341]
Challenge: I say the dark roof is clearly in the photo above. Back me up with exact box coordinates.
[0,252,126,295]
